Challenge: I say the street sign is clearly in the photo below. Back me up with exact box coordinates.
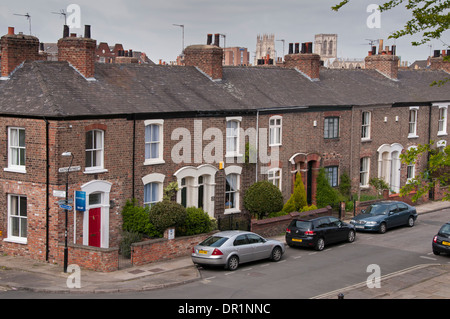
[53,190,66,198]
[58,166,81,173]
[57,199,73,205]
[75,191,86,211]
[60,204,72,210]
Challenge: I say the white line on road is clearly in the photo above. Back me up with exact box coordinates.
[420,256,437,261]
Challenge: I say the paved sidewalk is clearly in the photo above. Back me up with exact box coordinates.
[0,200,448,297]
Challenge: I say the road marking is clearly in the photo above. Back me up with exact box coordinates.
[293,255,302,259]
[420,256,437,261]
[260,263,270,267]
[308,252,317,256]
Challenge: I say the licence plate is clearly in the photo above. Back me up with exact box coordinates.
[443,241,450,246]
[198,249,208,254]
[355,225,364,229]
[292,238,302,242]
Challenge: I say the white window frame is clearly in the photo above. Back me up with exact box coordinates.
[361,111,371,140]
[224,165,242,214]
[144,119,165,165]
[142,173,165,208]
[85,129,106,174]
[268,167,282,190]
[438,105,448,136]
[226,117,243,158]
[269,115,282,146]
[408,107,419,138]
[6,194,27,244]
[406,146,417,183]
[5,127,26,173]
[360,157,370,187]
[324,166,339,187]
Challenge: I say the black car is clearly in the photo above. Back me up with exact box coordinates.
[285,216,356,251]
[432,222,450,256]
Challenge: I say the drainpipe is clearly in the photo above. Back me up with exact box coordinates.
[255,110,259,182]
[43,117,50,261]
[132,115,136,199]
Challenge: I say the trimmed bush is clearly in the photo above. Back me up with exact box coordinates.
[177,207,214,236]
[149,200,187,233]
[244,180,284,219]
[316,168,344,210]
[282,172,307,213]
[122,199,159,237]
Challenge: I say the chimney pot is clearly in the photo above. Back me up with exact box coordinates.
[84,25,91,39]
[207,34,212,45]
[295,43,299,54]
[63,25,69,38]
[288,43,293,55]
[7,27,14,35]
[214,34,220,47]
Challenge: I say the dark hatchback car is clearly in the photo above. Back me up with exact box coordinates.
[432,222,450,256]
[285,216,356,251]
[350,201,417,234]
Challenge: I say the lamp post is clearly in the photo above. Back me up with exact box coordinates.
[61,151,74,273]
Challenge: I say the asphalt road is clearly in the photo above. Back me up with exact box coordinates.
[2,209,449,300]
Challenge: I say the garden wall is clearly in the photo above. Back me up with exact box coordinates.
[250,206,333,238]
[131,231,218,266]
[65,243,119,272]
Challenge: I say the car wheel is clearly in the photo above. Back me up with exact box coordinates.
[271,246,283,262]
[379,223,387,234]
[407,216,415,227]
[433,250,441,256]
[315,238,325,251]
[227,255,239,271]
[347,230,356,243]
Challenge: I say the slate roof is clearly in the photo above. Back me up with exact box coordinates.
[0,60,449,119]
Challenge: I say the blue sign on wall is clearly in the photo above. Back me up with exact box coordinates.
[75,191,86,211]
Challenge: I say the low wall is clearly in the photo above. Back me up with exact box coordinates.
[250,206,332,238]
[67,244,119,272]
[131,231,217,266]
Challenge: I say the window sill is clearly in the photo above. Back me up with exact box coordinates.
[3,237,27,245]
[84,168,108,175]
[437,132,447,137]
[144,158,165,166]
[408,134,419,139]
[4,167,26,174]
[225,153,243,158]
[269,143,282,147]
[361,138,372,143]
[225,208,241,214]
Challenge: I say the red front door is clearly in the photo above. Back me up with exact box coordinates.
[89,208,101,247]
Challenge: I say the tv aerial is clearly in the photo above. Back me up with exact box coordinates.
[51,9,67,25]
[13,13,32,35]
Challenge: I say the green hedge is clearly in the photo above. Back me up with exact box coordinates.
[177,207,215,236]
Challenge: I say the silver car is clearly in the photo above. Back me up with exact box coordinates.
[191,230,285,271]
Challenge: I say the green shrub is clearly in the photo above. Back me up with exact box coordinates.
[301,204,317,212]
[177,207,214,236]
[244,180,284,219]
[339,172,351,199]
[122,199,159,237]
[149,200,187,232]
[316,168,344,210]
[282,172,307,213]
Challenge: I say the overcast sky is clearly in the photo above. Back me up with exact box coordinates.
[0,0,447,64]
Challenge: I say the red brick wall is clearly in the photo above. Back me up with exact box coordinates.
[184,45,223,80]
[58,36,96,79]
[284,53,321,79]
[364,54,399,79]
[131,232,215,266]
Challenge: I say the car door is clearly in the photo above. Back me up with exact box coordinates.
[397,202,410,225]
[315,217,334,243]
[233,234,253,263]
[328,217,348,243]
[246,233,269,260]
[387,204,402,227]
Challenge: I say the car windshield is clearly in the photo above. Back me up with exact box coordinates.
[199,236,228,247]
[439,224,450,236]
[365,204,389,215]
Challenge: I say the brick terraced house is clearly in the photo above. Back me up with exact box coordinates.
[0,25,449,270]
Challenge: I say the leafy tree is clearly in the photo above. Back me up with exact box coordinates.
[282,172,307,213]
[244,180,284,219]
[400,142,450,201]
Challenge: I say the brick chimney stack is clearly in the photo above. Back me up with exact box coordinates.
[429,49,450,73]
[1,27,40,78]
[284,42,321,80]
[57,25,96,80]
[184,34,223,80]
[364,42,399,80]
